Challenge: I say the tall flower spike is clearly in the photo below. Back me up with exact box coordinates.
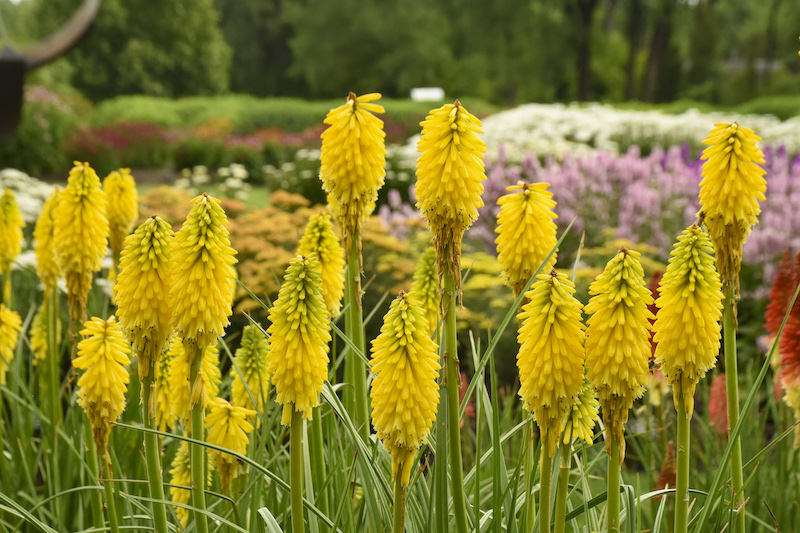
[232,325,270,413]
[115,216,174,378]
[516,271,585,454]
[33,188,61,298]
[585,248,654,457]
[206,397,255,492]
[415,100,486,290]
[561,378,600,445]
[653,225,723,415]
[698,122,766,298]
[104,168,139,280]
[267,254,331,425]
[765,250,798,336]
[370,291,440,485]
[320,92,387,255]
[0,304,21,384]
[409,247,439,334]
[168,338,222,423]
[30,306,61,366]
[296,212,346,316]
[155,346,176,431]
[496,181,558,297]
[72,316,131,450]
[0,188,25,299]
[54,162,109,325]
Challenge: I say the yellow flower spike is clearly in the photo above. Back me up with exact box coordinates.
[54,162,109,325]
[206,397,255,492]
[320,92,387,256]
[267,254,331,425]
[585,248,654,458]
[171,193,237,355]
[168,338,222,423]
[409,247,439,335]
[496,181,558,297]
[169,436,213,527]
[698,122,766,298]
[231,325,270,414]
[653,225,723,416]
[370,291,440,485]
[0,304,21,385]
[516,271,585,454]
[154,347,176,431]
[30,306,61,366]
[33,188,61,298]
[72,316,131,450]
[115,216,174,379]
[0,189,25,294]
[561,378,600,446]
[297,212,346,316]
[415,100,486,290]
[103,168,139,280]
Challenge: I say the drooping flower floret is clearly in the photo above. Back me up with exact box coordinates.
[297,212,346,316]
[33,188,61,298]
[231,324,270,413]
[561,378,600,445]
[0,304,21,385]
[653,225,723,415]
[103,168,139,278]
[370,291,440,485]
[267,254,331,425]
[496,182,558,297]
[206,397,255,491]
[115,216,174,378]
[73,316,130,450]
[168,338,222,423]
[320,92,386,255]
[409,247,439,334]
[516,271,585,454]
[585,248,653,457]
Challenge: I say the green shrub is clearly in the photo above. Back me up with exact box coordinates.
[738,94,800,121]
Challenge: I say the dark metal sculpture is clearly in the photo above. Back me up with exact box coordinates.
[0,0,101,141]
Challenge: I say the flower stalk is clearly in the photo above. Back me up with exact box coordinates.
[607,429,621,533]
[554,443,572,533]
[675,388,690,533]
[723,285,746,533]
[539,439,553,533]
[392,461,407,533]
[290,409,305,533]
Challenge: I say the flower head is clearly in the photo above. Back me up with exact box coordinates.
[585,248,654,457]
[496,182,558,297]
[73,316,130,450]
[297,212,345,316]
[765,250,798,336]
[231,325,270,413]
[33,188,61,298]
[168,338,222,423]
[415,100,486,289]
[708,373,728,438]
[267,254,331,425]
[104,168,139,275]
[0,305,21,384]
[370,291,440,485]
[0,188,25,273]
[653,225,723,415]
[206,397,255,491]
[516,271,585,454]
[409,247,439,334]
[320,92,386,255]
[30,305,61,367]
[561,378,599,445]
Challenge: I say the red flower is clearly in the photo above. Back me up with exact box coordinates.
[708,374,728,438]
[653,441,676,498]
[765,250,798,335]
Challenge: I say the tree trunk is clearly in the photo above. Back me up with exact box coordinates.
[573,0,598,102]
[640,0,675,103]
[763,0,783,86]
[624,0,644,100]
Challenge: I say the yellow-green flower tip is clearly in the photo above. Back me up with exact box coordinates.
[103,168,139,261]
[207,397,255,492]
[155,346,176,431]
[653,225,723,416]
[698,122,766,295]
[73,316,131,450]
[516,271,585,454]
[231,324,270,414]
[267,254,331,425]
[54,162,109,322]
[168,338,221,421]
[171,194,237,351]
[585,248,653,457]
[561,378,600,445]
[415,100,486,287]
[320,92,386,254]
[0,188,25,273]
[33,188,61,297]
[0,304,21,384]
[496,181,558,297]
[297,212,345,316]
[409,247,439,334]
[115,216,174,379]
[370,291,440,485]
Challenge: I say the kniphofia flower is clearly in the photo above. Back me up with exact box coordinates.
[30,307,60,366]
[115,216,174,378]
[765,250,797,336]
[206,397,255,491]
[0,188,25,299]
[708,374,728,438]
[653,225,723,415]
[320,92,386,255]
[231,324,270,413]
[0,304,21,385]
[72,316,131,450]
[415,100,486,289]
[495,182,558,297]
[516,271,585,453]
[104,168,139,279]
[370,291,440,485]
[296,212,345,316]
[33,188,61,298]
[54,162,109,324]
[267,254,331,425]
[585,248,654,456]
[169,437,213,527]
[409,247,439,334]
[561,378,599,445]
[155,346,176,431]
[168,338,222,423]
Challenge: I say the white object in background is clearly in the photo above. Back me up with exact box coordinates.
[410,87,445,102]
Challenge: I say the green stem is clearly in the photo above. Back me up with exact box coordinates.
[393,466,407,533]
[540,437,553,533]
[607,428,620,533]
[524,423,536,533]
[474,378,482,526]
[344,245,369,440]
[142,368,169,533]
[434,353,449,533]
[554,441,572,533]
[45,292,62,527]
[443,271,469,533]
[189,349,209,533]
[291,409,305,533]
[84,420,105,530]
[102,453,120,533]
[675,389,690,533]
[723,286,746,533]
[310,407,329,526]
